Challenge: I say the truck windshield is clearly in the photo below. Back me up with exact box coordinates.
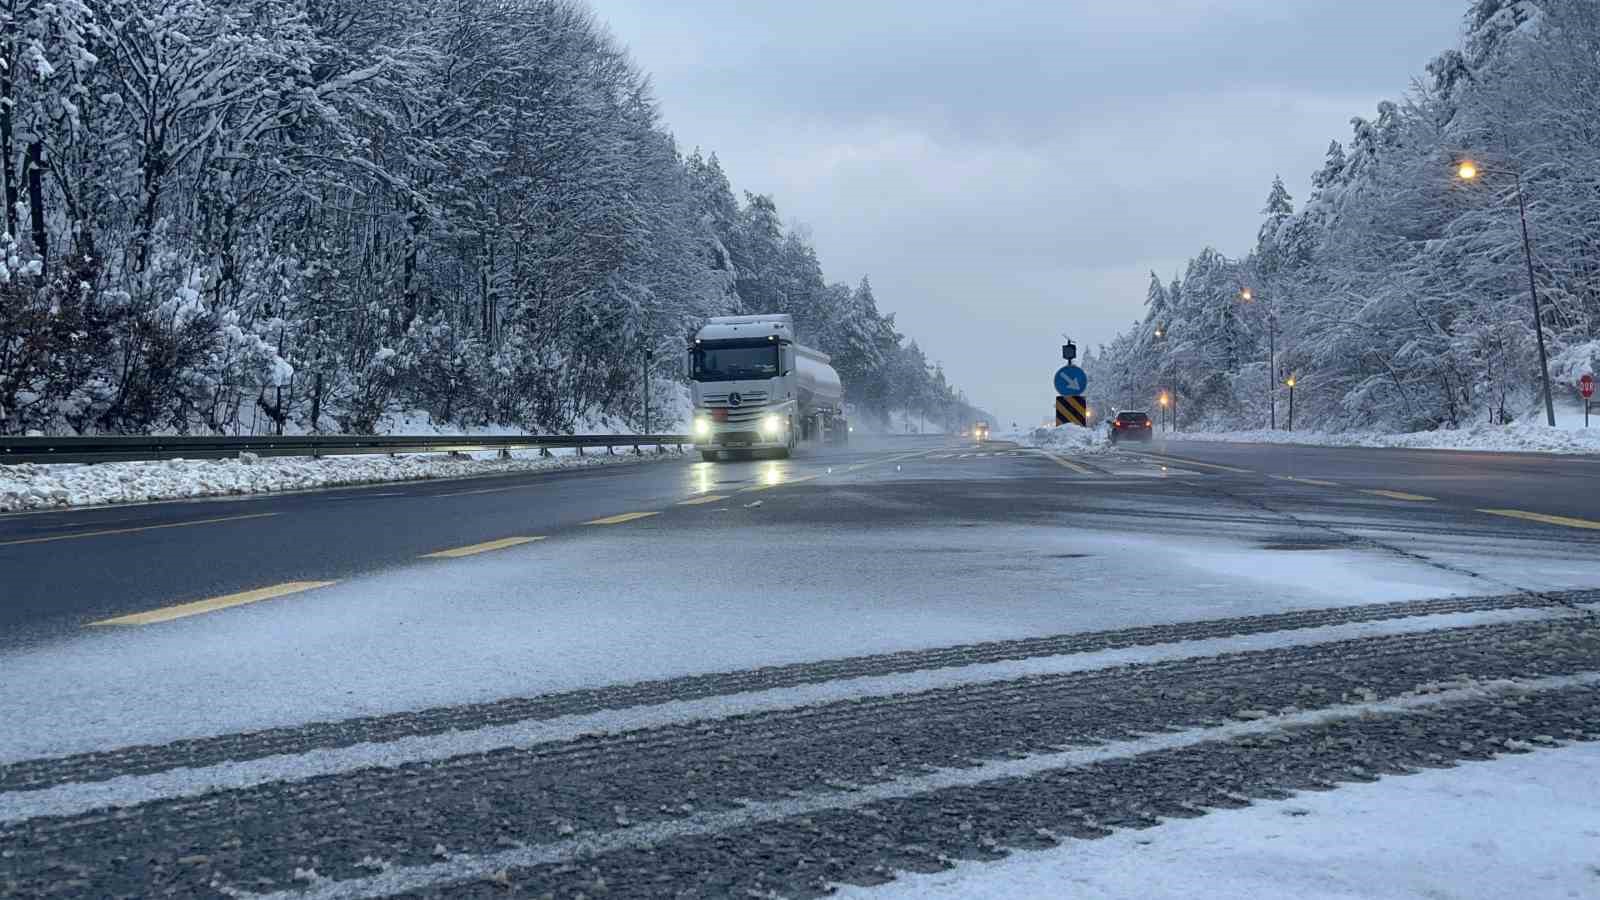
[691,343,780,381]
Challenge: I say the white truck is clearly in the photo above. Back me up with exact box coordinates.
[688,314,847,461]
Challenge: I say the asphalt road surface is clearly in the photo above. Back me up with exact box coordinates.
[2,434,1598,898]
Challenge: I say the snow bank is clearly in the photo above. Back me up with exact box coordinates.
[0,449,674,513]
[1177,418,1600,455]
[1005,424,1110,454]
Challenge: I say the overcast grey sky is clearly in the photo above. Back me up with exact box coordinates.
[591,0,1467,426]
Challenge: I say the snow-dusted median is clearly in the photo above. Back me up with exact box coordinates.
[1176,418,1600,455]
[0,447,679,513]
[1004,424,1113,454]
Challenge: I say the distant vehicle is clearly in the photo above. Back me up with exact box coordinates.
[973,422,990,441]
[1109,411,1154,443]
[688,315,847,461]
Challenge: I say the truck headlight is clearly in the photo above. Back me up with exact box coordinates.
[760,414,783,437]
[693,417,711,437]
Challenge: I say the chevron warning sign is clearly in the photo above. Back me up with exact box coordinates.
[1055,395,1087,426]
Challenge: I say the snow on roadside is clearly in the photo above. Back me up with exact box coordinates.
[838,740,1600,900]
[0,449,677,513]
[1177,418,1600,455]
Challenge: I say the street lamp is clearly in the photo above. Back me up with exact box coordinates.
[1240,287,1279,430]
[1158,391,1170,432]
[1456,157,1556,427]
[1284,375,1297,431]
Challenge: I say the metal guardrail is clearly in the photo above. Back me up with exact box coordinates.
[0,434,693,465]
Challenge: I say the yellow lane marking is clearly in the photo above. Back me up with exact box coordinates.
[1,512,278,547]
[678,494,730,506]
[422,536,545,559]
[91,581,336,626]
[1133,453,1253,474]
[435,485,528,497]
[584,511,659,526]
[1361,489,1436,502]
[1480,509,1600,531]
[1272,475,1342,488]
[1032,449,1093,475]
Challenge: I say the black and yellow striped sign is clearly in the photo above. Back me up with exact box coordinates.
[1055,395,1087,426]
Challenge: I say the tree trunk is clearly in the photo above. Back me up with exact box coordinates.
[0,11,17,241]
[26,139,45,279]
[310,371,323,433]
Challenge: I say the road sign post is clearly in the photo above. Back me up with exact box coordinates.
[1582,374,1594,428]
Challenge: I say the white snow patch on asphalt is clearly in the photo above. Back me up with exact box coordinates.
[839,739,1600,900]
[0,604,1576,822]
[0,448,677,512]
[1175,418,1600,455]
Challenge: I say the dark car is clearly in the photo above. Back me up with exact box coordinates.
[1109,410,1154,443]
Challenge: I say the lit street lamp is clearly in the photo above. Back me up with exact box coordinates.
[1158,391,1170,432]
[1285,375,1297,431]
[1240,287,1278,430]
[1456,158,1556,427]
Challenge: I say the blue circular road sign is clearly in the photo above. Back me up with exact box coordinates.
[1054,365,1088,396]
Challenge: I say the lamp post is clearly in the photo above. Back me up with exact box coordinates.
[1285,375,1297,432]
[1240,287,1278,430]
[1456,159,1556,427]
[1158,391,1170,432]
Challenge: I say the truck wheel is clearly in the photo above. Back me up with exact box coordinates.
[701,451,719,462]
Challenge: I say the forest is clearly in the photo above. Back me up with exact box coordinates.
[0,0,987,436]
[1088,0,1600,433]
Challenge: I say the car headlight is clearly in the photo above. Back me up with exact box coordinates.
[693,417,711,437]
[760,414,784,437]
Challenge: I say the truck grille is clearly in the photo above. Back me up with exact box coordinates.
[701,391,770,426]
[701,391,770,408]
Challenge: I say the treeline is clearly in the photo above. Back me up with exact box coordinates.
[0,0,982,435]
[1089,0,1600,432]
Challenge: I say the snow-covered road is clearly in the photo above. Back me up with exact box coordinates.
[1,436,1597,898]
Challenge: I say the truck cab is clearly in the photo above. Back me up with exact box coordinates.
[688,315,845,461]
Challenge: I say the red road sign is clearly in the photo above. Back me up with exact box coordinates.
[1582,373,1595,399]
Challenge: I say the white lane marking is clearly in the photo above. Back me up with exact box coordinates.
[240,671,1600,900]
[2,604,1575,824]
